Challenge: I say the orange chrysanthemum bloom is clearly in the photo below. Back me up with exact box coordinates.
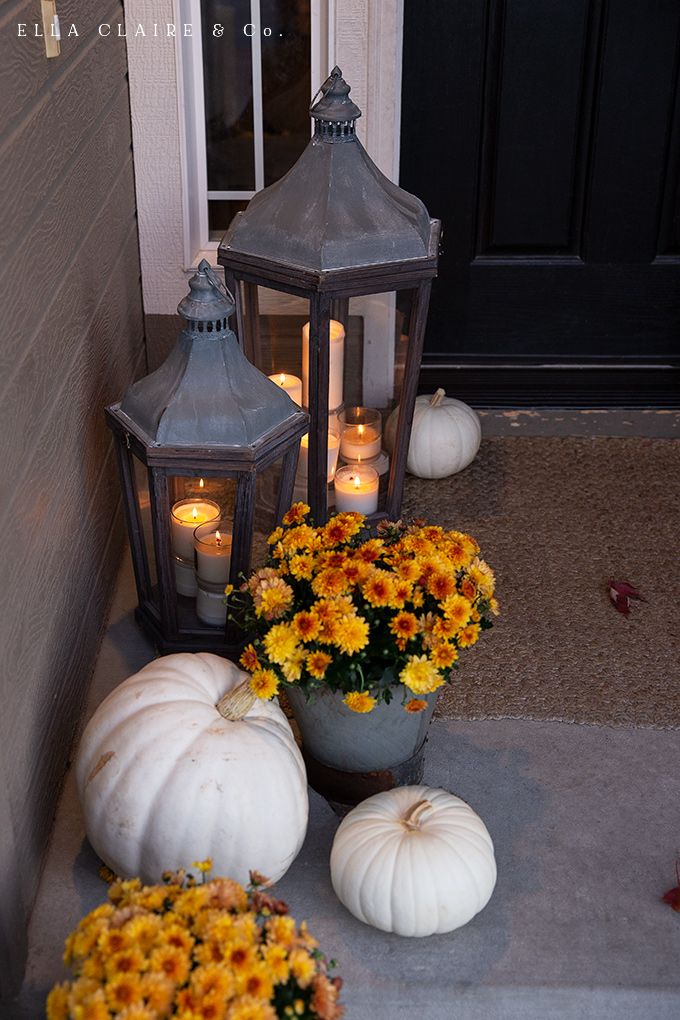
[293,611,320,643]
[341,558,370,586]
[394,558,421,583]
[459,577,477,601]
[362,570,397,608]
[392,579,413,606]
[442,593,473,630]
[140,973,174,1014]
[322,517,353,546]
[355,538,385,563]
[405,698,429,713]
[281,524,318,552]
[312,567,349,598]
[390,611,419,643]
[105,973,144,1012]
[318,550,347,570]
[428,571,457,600]
[149,944,191,986]
[433,617,457,640]
[240,644,260,673]
[282,502,310,526]
[430,641,459,669]
[306,651,332,679]
[457,623,481,648]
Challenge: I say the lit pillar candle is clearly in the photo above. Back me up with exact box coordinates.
[297,430,340,481]
[269,372,302,406]
[339,407,382,460]
[170,498,220,561]
[196,580,228,627]
[194,523,233,584]
[334,464,379,514]
[302,319,345,410]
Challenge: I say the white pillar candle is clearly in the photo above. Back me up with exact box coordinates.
[334,464,379,515]
[174,557,198,597]
[302,319,345,410]
[297,430,340,481]
[194,524,233,585]
[196,581,228,627]
[340,423,382,460]
[170,499,220,561]
[269,372,302,406]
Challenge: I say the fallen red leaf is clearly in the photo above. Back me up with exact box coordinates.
[662,861,680,911]
[609,579,645,615]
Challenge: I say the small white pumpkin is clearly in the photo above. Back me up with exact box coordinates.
[330,785,496,937]
[385,389,481,479]
[76,652,308,885]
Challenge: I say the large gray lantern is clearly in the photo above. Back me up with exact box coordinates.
[106,261,307,654]
[218,67,440,525]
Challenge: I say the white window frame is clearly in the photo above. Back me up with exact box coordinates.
[176,0,329,270]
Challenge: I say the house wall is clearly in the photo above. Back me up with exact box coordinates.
[0,0,145,997]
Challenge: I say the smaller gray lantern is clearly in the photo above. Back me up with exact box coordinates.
[106,261,307,654]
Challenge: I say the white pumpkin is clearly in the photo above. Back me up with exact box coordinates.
[385,389,481,479]
[76,652,308,885]
[330,785,496,937]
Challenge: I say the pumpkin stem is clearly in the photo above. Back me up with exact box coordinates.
[216,680,257,721]
[430,388,446,408]
[402,799,433,830]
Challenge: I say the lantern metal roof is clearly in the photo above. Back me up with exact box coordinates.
[220,67,434,274]
[116,261,302,449]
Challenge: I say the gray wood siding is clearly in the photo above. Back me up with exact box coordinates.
[0,2,145,997]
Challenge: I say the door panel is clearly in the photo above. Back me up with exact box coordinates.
[401,0,680,404]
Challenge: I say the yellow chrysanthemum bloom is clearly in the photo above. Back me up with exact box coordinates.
[96,927,130,957]
[250,669,279,700]
[139,973,175,1015]
[281,524,318,552]
[490,596,500,616]
[322,517,354,546]
[227,994,278,1020]
[46,984,69,1020]
[335,614,370,655]
[400,655,444,695]
[343,691,377,713]
[115,1005,156,1020]
[280,648,306,683]
[265,915,296,947]
[288,553,315,580]
[104,946,146,980]
[442,593,473,630]
[149,944,191,985]
[468,556,496,597]
[262,943,290,983]
[457,623,481,648]
[105,972,144,1012]
[190,961,236,1000]
[237,960,274,1001]
[255,579,294,621]
[267,527,284,546]
[305,650,332,679]
[263,623,298,666]
[427,571,457,601]
[282,502,310,526]
[288,948,317,988]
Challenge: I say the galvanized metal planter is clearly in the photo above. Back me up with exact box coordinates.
[286,685,438,805]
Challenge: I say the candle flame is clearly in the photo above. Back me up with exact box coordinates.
[358,424,364,437]
[353,475,361,490]
[199,478,204,489]
[192,506,198,520]
[279,373,286,385]
[215,530,222,547]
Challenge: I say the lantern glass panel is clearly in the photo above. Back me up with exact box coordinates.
[131,455,158,598]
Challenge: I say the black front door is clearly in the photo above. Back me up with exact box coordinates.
[400,0,680,405]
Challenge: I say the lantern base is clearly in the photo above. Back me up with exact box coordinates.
[133,604,246,660]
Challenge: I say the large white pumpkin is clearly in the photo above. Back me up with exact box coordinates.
[76,653,308,885]
[385,389,481,479]
[330,785,496,937]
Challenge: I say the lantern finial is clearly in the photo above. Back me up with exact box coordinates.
[310,66,361,130]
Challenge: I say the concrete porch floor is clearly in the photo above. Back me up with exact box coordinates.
[9,409,680,1018]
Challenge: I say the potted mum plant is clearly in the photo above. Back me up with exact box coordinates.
[47,866,343,1020]
[230,505,498,794]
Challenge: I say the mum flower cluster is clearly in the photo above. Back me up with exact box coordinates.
[233,506,498,713]
[47,868,343,1020]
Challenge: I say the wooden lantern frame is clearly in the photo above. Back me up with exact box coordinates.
[106,404,307,655]
[218,221,440,525]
